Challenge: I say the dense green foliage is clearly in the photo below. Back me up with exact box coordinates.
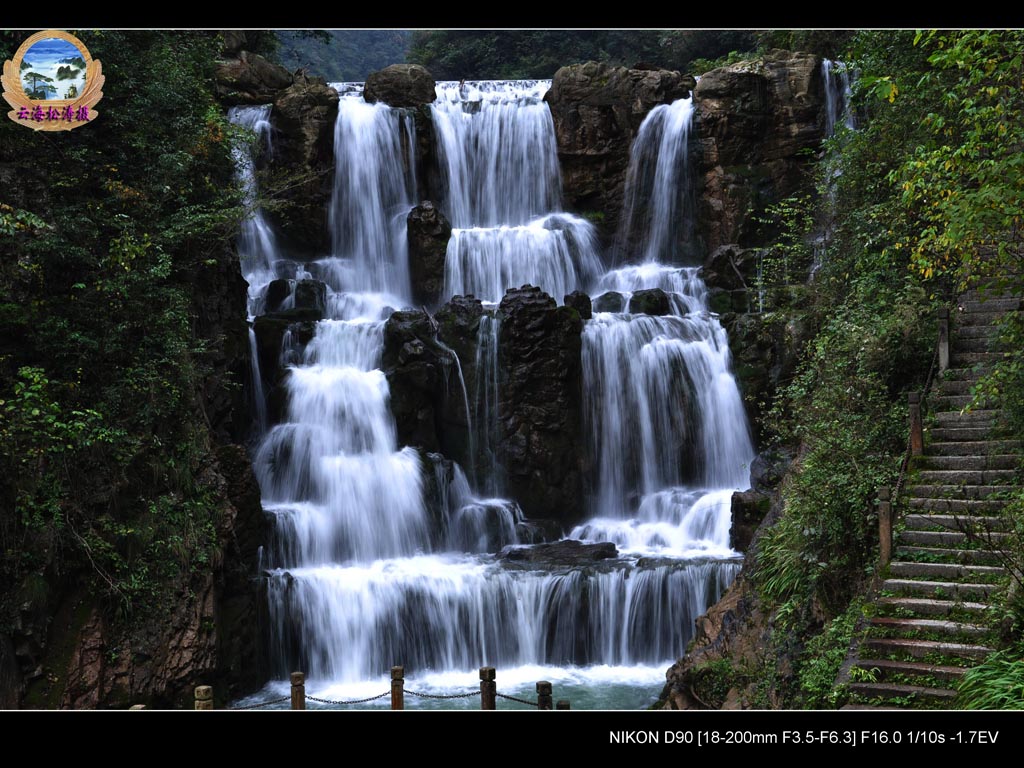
[407,30,756,79]
[276,30,411,82]
[957,645,1024,709]
[0,31,245,620]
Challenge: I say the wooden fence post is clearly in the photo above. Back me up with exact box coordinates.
[536,681,552,710]
[479,666,496,710]
[878,486,893,569]
[194,685,213,710]
[391,665,405,711]
[291,671,306,711]
[938,308,950,373]
[556,700,571,710]
[909,392,924,456]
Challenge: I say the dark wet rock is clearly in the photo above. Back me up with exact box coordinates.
[730,490,769,552]
[592,291,626,313]
[293,279,326,315]
[695,51,825,252]
[408,201,452,307]
[214,51,294,105]
[363,64,436,107]
[264,279,291,314]
[269,75,339,251]
[703,244,759,292]
[546,61,693,241]
[628,288,671,316]
[564,290,593,320]
[502,539,618,566]
[497,286,585,525]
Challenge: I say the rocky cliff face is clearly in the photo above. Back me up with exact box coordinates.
[546,62,694,241]
[497,286,585,526]
[695,50,825,253]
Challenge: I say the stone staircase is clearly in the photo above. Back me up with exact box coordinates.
[839,289,1022,709]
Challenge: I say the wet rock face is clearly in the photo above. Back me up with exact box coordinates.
[214,51,294,105]
[363,64,437,107]
[546,62,694,241]
[407,202,452,308]
[729,490,769,552]
[629,288,671,316]
[269,75,340,251]
[497,286,585,526]
[502,539,618,567]
[564,291,593,321]
[694,51,825,252]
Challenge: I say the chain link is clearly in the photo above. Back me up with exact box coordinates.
[494,692,539,707]
[228,695,291,710]
[306,691,391,706]
[405,689,479,700]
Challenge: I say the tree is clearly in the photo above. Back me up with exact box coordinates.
[22,71,54,98]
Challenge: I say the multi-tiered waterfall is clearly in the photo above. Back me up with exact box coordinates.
[231,80,752,708]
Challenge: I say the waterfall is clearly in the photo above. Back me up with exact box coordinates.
[432,81,602,304]
[822,59,856,137]
[234,80,753,707]
[615,98,698,265]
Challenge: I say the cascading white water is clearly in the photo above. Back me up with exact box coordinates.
[822,59,856,136]
[433,81,602,304]
[235,81,753,709]
[615,98,698,265]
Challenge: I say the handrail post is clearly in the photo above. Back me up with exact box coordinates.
[909,391,924,456]
[937,308,950,373]
[391,666,405,711]
[556,700,571,710]
[878,486,893,568]
[291,671,306,710]
[194,685,213,710]
[536,681,552,710]
[479,666,496,710]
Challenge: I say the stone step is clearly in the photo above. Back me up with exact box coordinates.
[903,513,1011,532]
[853,658,968,684]
[958,298,1021,313]
[953,325,999,339]
[925,440,1022,456]
[931,394,977,410]
[914,469,1018,485]
[936,378,975,395]
[934,409,1002,425]
[906,496,1009,513]
[863,637,994,661]
[951,351,1005,366]
[918,455,1020,471]
[888,561,1006,580]
[906,483,1013,500]
[898,529,1009,547]
[929,427,1000,442]
[847,682,956,703]
[868,616,988,637]
[877,596,992,617]
[952,337,1000,353]
[895,546,1004,565]
[840,704,893,710]
[956,310,1012,327]
[882,578,999,599]
[938,367,982,381]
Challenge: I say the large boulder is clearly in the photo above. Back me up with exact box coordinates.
[628,288,671,316]
[363,64,436,107]
[269,75,339,251]
[545,62,693,240]
[695,51,825,252]
[497,286,585,526]
[214,51,294,105]
[407,201,452,307]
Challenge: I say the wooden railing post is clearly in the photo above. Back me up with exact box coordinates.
[556,700,571,710]
[909,391,924,456]
[290,671,306,711]
[536,681,552,710]
[391,665,405,711]
[194,685,213,710]
[938,308,950,373]
[878,486,893,568]
[479,666,496,710]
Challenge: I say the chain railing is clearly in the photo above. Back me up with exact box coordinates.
[203,666,570,711]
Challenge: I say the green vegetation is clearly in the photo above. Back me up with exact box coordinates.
[276,30,411,81]
[957,645,1024,709]
[407,30,757,79]
[0,31,246,626]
